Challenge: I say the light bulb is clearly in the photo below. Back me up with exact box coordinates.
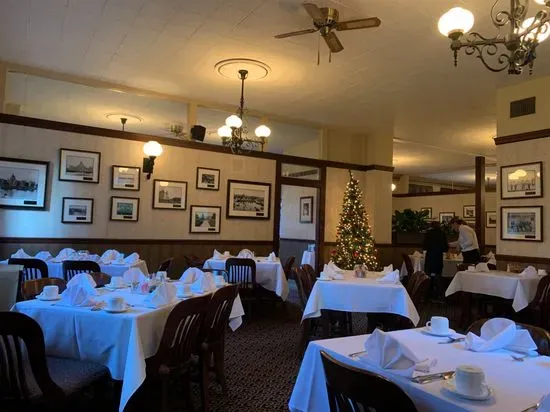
[143,141,163,157]
[391,183,396,191]
[255,124,271,138]
[217,125,232,138]
[225,115,243,128]
[522,17,550,42]
[438,7,474,37]
[533,0,548,5]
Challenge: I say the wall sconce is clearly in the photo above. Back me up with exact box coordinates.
[391,183,396,192]
[143,141,163,180]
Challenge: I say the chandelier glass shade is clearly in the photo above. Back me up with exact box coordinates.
[439,0,550,74]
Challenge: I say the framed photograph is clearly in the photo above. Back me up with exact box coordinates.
[59,149,100,183]
[463,205,475,219]
[439,212,455,225]
[501,206,543,242]
[500,162,543,199]
[190,205,221,234]
[196,167,220,191]
[110,196,139,222]
[486,211,497,228]
[226,180,271,219]
[0,157,49,210]
[420,207,432,219]
[153,180,187,210]
[112,165,140,191]
[299,196,314,223]
[62,197,93,224]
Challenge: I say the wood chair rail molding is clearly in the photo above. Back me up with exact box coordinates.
[0,237,274,246]
[494,129,550,145]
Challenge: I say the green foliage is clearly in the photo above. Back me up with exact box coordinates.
[392,209,430,233]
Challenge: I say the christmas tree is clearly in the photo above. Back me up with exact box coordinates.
[332,170,378,270]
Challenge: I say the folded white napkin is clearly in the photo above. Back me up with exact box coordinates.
[465,318,537,354]
[11,248,31,259]
[267,252,276,262]
[382,264,393,274]
[213,249,224,259]
[412,251,422,258]
[237,249,254,259]
[144,282,176,308]
[34,251,52,261]
[474,262,490,272]
[322,264,344,280]
[357,329,435,377]
[100,249,124,264]
[538,269,548,277]
[123,267,148,283]
[180,267,203,284]
[59,284,98,307]
[519,266,538,278]
[124,252,139,264]
[66,273,98,292]
[377,269,400,284]
[87,254,101,262]
[327,261,344,274]
[191,271,216,294]
[51,248,76,263]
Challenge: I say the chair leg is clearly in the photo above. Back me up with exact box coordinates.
[212,343,227,395]
[200,352,210,412]
[161,377,168,412]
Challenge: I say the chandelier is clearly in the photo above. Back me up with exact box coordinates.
[217,69,271,153]
[438,0,550,74]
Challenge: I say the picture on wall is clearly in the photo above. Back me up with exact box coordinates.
[420,207,432,219]
[501,206,542,242]
[110,196,139,221]
[190,205,221,233]
[486,211,497,228]
[463,205,475,219]
[62,197,93,224]
[299,196,314,223]
[196,167,220,191]
[59,149,100,183]
[0,157,49,210]
[153,180,187,210]
[226,180,271,219]
[112,165,140,191]
[439,212,455,224]
[500,162,543,199]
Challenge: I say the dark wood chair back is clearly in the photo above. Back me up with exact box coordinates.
[61,260,101,282]
[406,271,430,307]
[8,258,48,281]
[320,351,417,412]
[402,254,415,277]
[225,258,256,290]
[301,264,317,288]
[183,255,204,269]
[157,257,175,272]
[283,256,295,278]
[467,318,550,356]
[22,278,67,300]
[0,312,65,406]
[294,266,314,309]
[531,275,550,309]
[201,284,240,345]
[90,272,112,287]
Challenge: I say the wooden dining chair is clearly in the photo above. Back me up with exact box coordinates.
[225,258,257,316]
[90,272,112,287]
[157,257,175,273]
[402,253,415,277]
[23,278,67,300]
[295,266,320,355]
[516,275,550,330]
[320,351,417,412]
[183,255,204,269]
[8,258,49,281]
[301,264,318,288]
[61,260,101,282]
[283,256,295,280]
[406,271,430,308]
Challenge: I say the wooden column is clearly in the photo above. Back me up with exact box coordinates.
[475,156,485,252]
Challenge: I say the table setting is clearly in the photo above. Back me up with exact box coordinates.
[400,251,464,278]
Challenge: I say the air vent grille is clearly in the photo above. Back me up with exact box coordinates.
[510,97,536,118]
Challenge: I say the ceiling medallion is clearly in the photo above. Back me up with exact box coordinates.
[214,58,271,81]
[438,0,550,75]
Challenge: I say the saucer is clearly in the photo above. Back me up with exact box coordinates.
[442,379,494,401]
[176,293,194,299]
[421,327,456,337]
[36,294,61,301]
[317,277,332,281]
[103,304,129,313]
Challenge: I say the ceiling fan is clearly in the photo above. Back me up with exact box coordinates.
[274,3,381,60]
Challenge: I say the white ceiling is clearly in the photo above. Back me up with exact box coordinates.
[1,0,549,180]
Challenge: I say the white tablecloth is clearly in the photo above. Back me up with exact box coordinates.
[445,270,541,312]
[301,251,315,267]
[13,287,244,412]
[400,256,462,278]
[289,329,550,412]
[302,270,420,326]
[203,257,289,301]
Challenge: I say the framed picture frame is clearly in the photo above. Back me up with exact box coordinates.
[486,211,497,228]
[111,165,140,191]
[500,161,543,199]
[226,180,271,219]
[0,157,49,210]
[501,206,543,242]
[196,167,220,191]
[463,205,475,219]
[61,197,93,224]
[189,205,221,234]
[439,212,455,224]
[59,149,100,183]
[299,196,314,223]
[110,196,139,222]
[153,180,187,210]
[420,207,432,219]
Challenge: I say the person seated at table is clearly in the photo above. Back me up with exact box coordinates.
[423,221,448,302]
[448,217,480,264]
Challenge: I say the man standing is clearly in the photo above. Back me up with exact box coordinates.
[448,217,480,264]
[423,221,449,301]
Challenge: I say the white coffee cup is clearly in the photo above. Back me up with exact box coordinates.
[110,276,125,287]
[538,269,547,276]
[42,285,59,299]
[454,365,487,397]
[176,283,192,297]
[214,275,226,286]
[106,296,125,311]
[426,316,449,334]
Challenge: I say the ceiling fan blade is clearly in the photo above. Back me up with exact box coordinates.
[336,17,381,31]
[323,31,344,53]
[274,28,317,39]
[303,3,324,22]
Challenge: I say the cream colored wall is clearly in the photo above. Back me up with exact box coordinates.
[325,129,367,164]
[283,135,321,159]
[280,185,316,240]
[0,123,275,240]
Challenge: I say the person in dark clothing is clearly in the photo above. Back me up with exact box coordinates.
[423,221,449,301]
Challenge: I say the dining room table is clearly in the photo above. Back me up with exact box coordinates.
[302,270,420,326]
[400,254,463,278]
[203,255,289,300]
[289,328,550,412]
[12,285,245,412]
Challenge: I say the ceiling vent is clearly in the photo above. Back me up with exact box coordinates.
[510,97,536,118]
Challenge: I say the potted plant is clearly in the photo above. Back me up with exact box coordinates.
[392,209,430,245]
